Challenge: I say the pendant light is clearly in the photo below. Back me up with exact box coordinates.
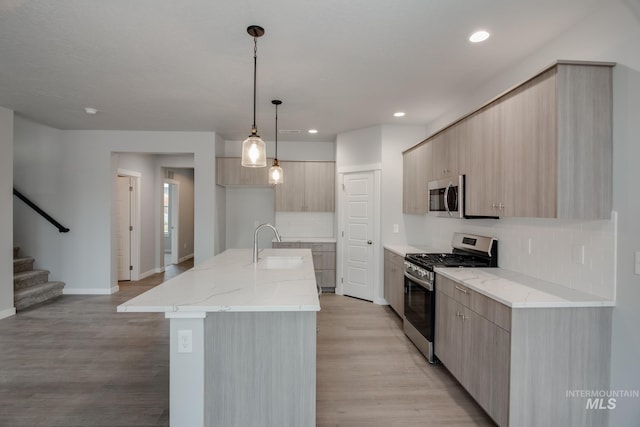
[269,100,284,184]
[241,25,267,168]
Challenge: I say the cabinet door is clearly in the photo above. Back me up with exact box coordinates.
[392,255,405,318]
[216,158,241,185]
[435,291,462,378]
[275,161,305,211]
[384,253,395,309]
[462,106,503,217]
[305,162,335,212]
[501,68,557,218]
[402,142,431,214]
[432,129,459,180]
[464,308,510,427]
[216,157,272,186]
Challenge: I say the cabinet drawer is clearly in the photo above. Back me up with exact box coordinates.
[470,291,511,332]
[272,242,300,249]
[315,270,336,288]
[437,274,470,305]
[312,252,336,270]
[436,273,511,332]
[310,242,336,252]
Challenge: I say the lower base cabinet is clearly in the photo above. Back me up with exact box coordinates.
[435,273,611,427]
[273,241,336,292]
[383,249,405,317]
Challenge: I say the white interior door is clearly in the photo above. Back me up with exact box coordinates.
[117,176,132,281]
[168,181,179,265]
[342,172,375,301]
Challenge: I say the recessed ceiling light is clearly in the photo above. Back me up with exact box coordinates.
[84,107,98,115]
[308,129,318,134]
[469,30,490,43]
[394,112,406,117]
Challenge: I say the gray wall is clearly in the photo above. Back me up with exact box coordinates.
[13,117,217,294]
[0,107,13,318]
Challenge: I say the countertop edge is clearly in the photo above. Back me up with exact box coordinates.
[434,267,616,309]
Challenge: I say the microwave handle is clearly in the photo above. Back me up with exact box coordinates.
[444,182,453,217]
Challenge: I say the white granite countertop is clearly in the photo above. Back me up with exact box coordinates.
[274,237,337,243]
[435,267,615,309]
[383,244,443,257]
[117,248,321,314]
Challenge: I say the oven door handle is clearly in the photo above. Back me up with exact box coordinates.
[404,271,434,292]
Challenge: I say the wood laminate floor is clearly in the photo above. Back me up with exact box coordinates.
[0,260,494,427]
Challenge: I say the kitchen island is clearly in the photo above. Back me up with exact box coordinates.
[118,248,320,427]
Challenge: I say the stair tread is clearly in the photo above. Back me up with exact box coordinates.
[14,281,65,299]
[14,269,50,279]
[13,256,35,263]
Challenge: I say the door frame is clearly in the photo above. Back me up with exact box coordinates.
[117,169,141,281]
[336,164,383,304]
[164,178,180,266]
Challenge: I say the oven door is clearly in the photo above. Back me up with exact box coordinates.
[403,271,436,363]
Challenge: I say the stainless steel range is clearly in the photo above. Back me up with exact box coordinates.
[403,232,498,363]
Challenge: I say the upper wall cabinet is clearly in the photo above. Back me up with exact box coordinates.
[431,128,459,181]
[462,62,613,219]
[275,161,335,212]
[402,142,432,214]
[216,157,273,187]
[405,61,614,220]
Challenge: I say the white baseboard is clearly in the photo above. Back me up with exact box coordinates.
[63,287,117,295]
[139,267,164,280]
[178,253,194,263]
[0,307,16,320]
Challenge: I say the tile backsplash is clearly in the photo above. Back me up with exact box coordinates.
[419,212,617,300]
[275,212,335,238]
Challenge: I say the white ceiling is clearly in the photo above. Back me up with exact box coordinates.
[0,0,608,142]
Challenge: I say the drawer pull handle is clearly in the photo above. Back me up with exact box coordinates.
[455,286,468,294]
[456,311,467,321]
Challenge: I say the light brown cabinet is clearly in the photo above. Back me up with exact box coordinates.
[383,249,405,317]
[405,61,613,220]
[273,241,336,291]
[431,128,459,181]
[402,142,431,214]
[461,62,613,219]
[435,275,510,426]
[274,161,335,212]
[216,157,274,186]
[435,272,612,426]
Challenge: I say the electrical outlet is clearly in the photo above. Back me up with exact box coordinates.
[178,330,193,353]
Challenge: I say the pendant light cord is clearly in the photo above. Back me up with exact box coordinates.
[274,102,278,159]
[252,36,258,135]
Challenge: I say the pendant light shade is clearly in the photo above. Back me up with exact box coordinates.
[269,99,284,184]
[242,25,267,168]
[242,135,267,167]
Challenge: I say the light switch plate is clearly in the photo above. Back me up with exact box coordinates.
[635,252,640,275]
[392,224,399,233]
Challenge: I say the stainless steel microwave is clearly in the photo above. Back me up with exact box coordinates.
[427,175,464,218]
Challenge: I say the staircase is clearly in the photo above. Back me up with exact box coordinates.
[13,247,65,310]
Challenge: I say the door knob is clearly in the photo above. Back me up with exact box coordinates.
[367,240,373,245]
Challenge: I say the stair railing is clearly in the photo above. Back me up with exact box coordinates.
[13,188,70,233]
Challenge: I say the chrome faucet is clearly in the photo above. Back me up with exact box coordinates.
[253,223,281,263]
